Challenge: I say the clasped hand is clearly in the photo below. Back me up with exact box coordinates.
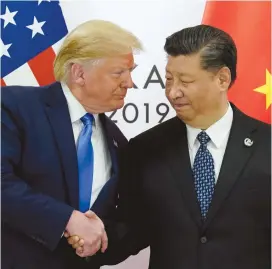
[65,210,108,257]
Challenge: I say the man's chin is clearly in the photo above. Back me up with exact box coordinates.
[114,100,125,110]
[176,110,194,122]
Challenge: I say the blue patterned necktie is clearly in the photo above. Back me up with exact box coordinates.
[193,131,215,219]
[77,113,94,212]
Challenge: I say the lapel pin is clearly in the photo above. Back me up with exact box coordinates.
[244,138,253,147]
[113,139,118,147]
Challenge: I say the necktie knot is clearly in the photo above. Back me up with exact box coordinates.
[197,131,210,146]
[81,113,94,126]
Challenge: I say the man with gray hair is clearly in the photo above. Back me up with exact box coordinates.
[1,19,142,269]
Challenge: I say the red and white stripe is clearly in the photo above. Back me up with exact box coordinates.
[1,38,64,87]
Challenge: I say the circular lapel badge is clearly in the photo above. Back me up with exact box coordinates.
[244,138,253,147]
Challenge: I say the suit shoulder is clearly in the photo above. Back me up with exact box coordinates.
[255,119,271,132]
[240,113,271,147]
[1,85,44,96]
[1,85,46,107]
[244,114,271,134]
[254,118,271,143]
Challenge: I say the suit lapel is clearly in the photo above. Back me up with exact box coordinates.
[165,117,202,227]
[42,82,79,209]
[203,106,257,229]
[99,114,118,175]
[91,114,119,215]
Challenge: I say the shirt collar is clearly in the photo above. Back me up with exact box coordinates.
[186,103,233,149]
[61,82,99,126]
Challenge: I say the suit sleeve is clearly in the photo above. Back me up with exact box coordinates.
[96,139,150,265]
[1,89,74,251]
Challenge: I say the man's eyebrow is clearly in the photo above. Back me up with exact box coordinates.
[130,64,138,72]
[165,70,191,77]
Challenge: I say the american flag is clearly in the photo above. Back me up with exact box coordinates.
[1,0,68,86]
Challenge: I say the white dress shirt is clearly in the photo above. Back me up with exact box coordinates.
[186,104,233,183]
[62,83,112,208]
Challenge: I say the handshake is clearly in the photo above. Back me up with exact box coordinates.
[65,210,108,258]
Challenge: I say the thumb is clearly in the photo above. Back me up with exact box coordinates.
[84,210,96,219]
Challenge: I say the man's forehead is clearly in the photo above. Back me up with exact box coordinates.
[108,53,135,67]
[119,53,134,65]
[166,53,201,72]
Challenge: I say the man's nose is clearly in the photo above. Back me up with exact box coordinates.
[123,72,134,89]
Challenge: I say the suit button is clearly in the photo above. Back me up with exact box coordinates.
[200,236,207,244]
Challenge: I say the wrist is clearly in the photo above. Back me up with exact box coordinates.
[65,210,78,234]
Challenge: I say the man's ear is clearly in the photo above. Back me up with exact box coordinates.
[70,63,85,86]
[217,66,231,91]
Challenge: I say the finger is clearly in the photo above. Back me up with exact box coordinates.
[76,247,98,258]
[72,239,84,249]
[76,246,84,253]
[78,238,84,247]
[76,248,85,257]
[68,235,80,245]
[64,231,69,238]
[101,230,108,253]
[76,237,102,258]
[72,242,80,249]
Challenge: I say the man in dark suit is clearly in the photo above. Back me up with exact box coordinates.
[80,24,270,269]
[1,19,142,269]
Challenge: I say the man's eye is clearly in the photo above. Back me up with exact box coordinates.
[112,71,123,76]
[181,80,194,84]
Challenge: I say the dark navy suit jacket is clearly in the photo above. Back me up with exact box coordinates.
[1,82,127,269]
